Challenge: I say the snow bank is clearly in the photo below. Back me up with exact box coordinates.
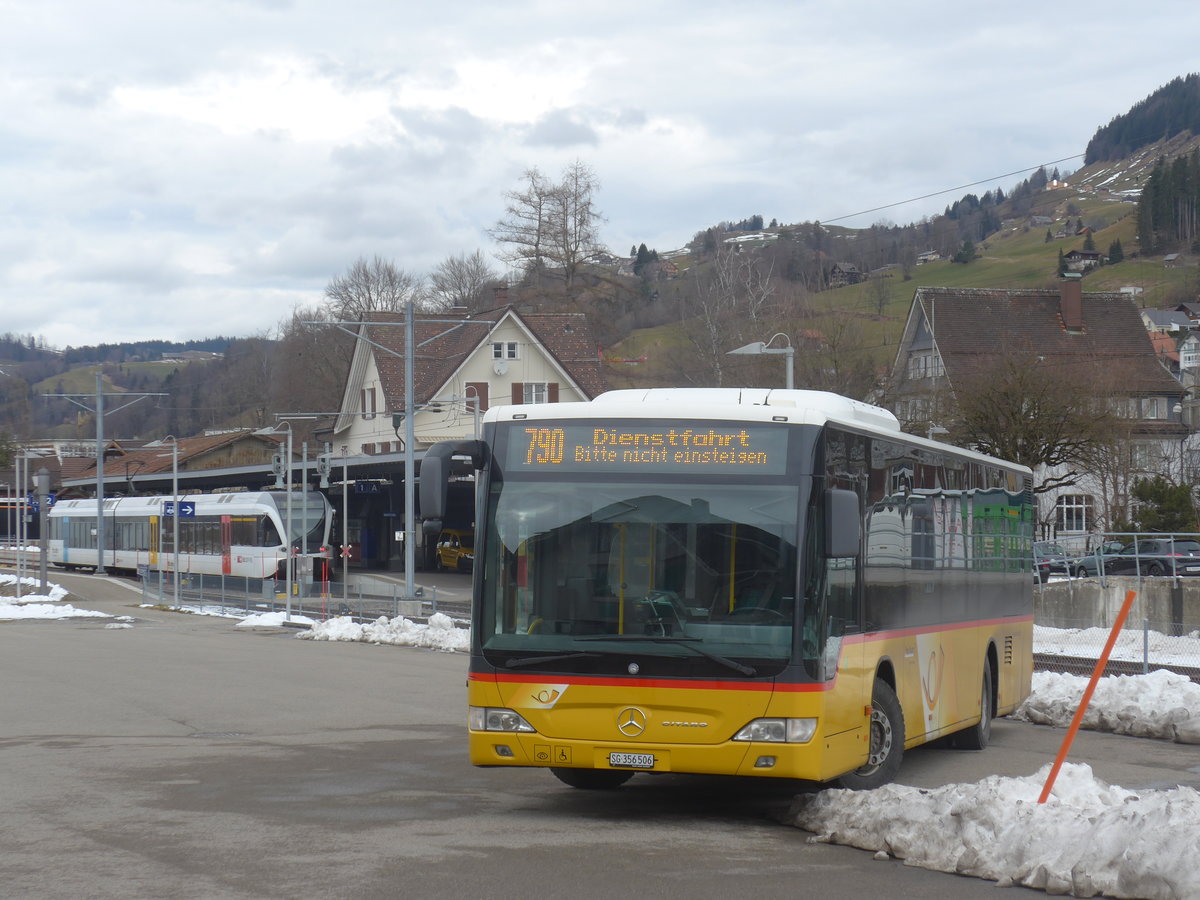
[789,763,1200,899]
[1017,670,1200,744]
[1,574,109,619]
[236,611,316,627]
[0,573,71,603]
[298,613,468,652]
[0,600,111,619]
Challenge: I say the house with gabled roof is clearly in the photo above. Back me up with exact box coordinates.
[890,280,1188,539]
[331,304,605,456]
[1141,308,1192,333]
[324,304,606,569]
[828,262,862,287]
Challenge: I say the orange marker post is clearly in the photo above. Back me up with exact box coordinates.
[1037,589,1138,804]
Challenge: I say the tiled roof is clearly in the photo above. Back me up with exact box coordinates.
[363,305,606,410]
[74,430,282,479]
[913,287,1181,394]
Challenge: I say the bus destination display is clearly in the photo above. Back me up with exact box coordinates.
[507,422,788,474]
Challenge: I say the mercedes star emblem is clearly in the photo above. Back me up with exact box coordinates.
[617,707,647,737]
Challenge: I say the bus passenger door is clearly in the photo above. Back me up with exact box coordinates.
[820,554,866,745]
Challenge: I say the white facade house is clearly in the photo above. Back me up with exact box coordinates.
[331,305,607,457]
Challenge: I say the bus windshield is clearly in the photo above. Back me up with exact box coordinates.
[478,478,801,674]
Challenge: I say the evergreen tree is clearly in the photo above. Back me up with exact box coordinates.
[1129,475,1197,532]
[1083,231,1096,252]
[1057,248,1067,276]
[1045,229,1053,243]
[1108,238,1124,263]
[633,243,654,276]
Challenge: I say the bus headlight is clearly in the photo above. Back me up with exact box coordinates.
[469,706,536,733]
[732,718,817,743]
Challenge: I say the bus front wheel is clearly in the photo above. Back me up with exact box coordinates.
[837,680,904,790]
[953,663,993,750]
[550,767,635,790]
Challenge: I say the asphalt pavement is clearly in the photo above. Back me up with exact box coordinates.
[3,570,1199,899]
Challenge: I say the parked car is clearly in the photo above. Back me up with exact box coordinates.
[1034,541,1070,583]
[1069,541,1127,578]
[1103,538,1200,577]
[434,528,474,572]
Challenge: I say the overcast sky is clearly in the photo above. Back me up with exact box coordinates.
[2,1,1196,348]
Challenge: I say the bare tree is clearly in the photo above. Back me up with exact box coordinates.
[271,303,354,426]
[323,255,427,322]
[791,299,880,401]
[947,348,1120,496]
[429,250,500,311]
[491,160,604,287]
[489,167,555,278]
[547,159,604,287]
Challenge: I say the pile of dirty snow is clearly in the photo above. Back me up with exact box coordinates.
[1016,670,1200,744]
[297,612,468,652]
[789,762,1200,899]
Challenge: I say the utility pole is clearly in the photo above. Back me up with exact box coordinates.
[50,375,165,574]
[312,307,491,603]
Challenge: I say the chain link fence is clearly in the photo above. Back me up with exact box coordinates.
[1033,617,1200,681]
[138,569,457,622]
[1034,531,1200,682]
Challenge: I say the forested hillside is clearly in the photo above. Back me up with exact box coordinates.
[1086,73,1200,164]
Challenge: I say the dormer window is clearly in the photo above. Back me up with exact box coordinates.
[492,341,519,360]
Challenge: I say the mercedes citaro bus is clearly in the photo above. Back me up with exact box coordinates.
[421,389,1033,790]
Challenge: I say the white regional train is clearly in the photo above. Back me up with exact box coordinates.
[47,491,332,579]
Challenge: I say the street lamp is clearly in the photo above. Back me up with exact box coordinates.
[727,333,794,389]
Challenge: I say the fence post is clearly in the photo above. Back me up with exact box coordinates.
[1171,579,1184,637]
[1143,618,1149,675]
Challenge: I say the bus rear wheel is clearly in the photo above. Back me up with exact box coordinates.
[953,663,993,750]
[550,767,635,790]
[837,680,904,790]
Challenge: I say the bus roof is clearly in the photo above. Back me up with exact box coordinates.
[488,388,900,431]
[484,388,1032,475]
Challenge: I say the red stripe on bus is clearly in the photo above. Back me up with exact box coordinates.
[474,671,831,693]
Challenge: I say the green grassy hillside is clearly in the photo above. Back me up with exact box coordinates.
[605,151,1200,390]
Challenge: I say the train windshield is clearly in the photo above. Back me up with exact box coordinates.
[268,493,328,546]
[477,478,802,675]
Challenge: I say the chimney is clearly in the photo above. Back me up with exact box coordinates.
[1060,273,1083,330]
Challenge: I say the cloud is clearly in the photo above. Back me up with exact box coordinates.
[3,1,1199,346]
[524,108,600,147]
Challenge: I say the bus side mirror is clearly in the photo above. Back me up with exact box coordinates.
[420,439,489,536]
[825,488,861,558]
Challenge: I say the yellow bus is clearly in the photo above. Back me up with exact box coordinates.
[421,389,1033,790]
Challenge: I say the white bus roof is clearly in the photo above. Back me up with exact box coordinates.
[487,388,901,431]
[483,388,1031,474]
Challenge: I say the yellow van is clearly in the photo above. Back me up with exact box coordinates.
[435,529,474,572]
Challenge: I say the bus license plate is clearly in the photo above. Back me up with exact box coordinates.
[609,752,655,769]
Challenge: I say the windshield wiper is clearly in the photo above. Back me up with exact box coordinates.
[504,651,601,669]
[577,635,757,676]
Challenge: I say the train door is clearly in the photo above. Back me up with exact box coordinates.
[149,514,160,568]
[221,515,232,575]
